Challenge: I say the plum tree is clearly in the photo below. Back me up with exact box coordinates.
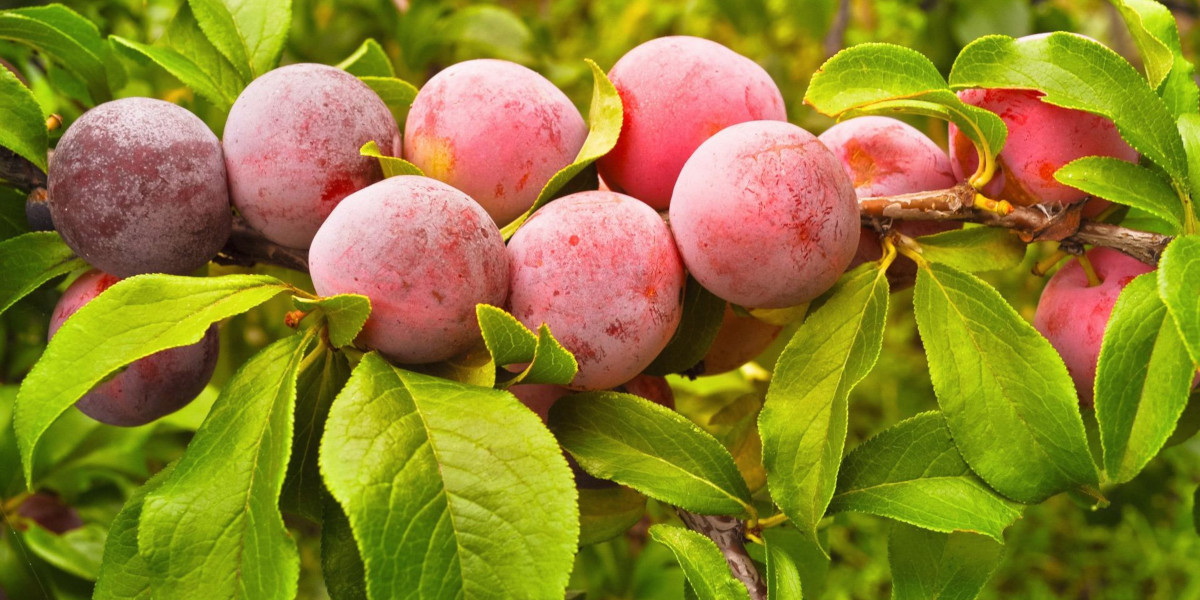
[223,63,401,249]
[701,306,782,375]
[309,175,508,364]
[1033,248,1153,405]
[404,59,588,226]
[48,98,231,277]
[670,120,859,308]
[507,190,685,390]
[819,116,959,288]
[949,88,1137,212]
[49,271,219,426]
[597,36,786,209]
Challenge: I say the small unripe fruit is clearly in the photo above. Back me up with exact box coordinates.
[404,59,588,226]
[670,120,859,308]
[597,36,786,209]
[49,271,219,426]
[507,191,685,390]
[224,63,401,249]
[49,98,231,277]
[309,176,508,364]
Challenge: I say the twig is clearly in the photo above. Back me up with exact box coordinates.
[676,509,767,600]
[215,216,309,272]
[824,0,852,58]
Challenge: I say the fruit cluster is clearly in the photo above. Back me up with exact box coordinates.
[43,34,1152,426]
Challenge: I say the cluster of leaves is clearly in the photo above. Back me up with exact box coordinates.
[1,1,1199,600]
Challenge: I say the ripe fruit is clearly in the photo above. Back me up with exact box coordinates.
[701,306,782,375]
[597,36,786,209]
[223,63,401,249]
[16,493,83,534]
[511,384,572,422]
[670,120,859,308]
[507,191,685,390]
[1033,248,1153,405]
[949,88,1137,209]
[309,176,508,364]
[48,98,231,277]
[404,59,588,226]
[818,116,959,288]
[50,270,219,426]
[616,374,675,410]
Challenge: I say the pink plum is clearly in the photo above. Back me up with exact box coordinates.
[701,306,782,375]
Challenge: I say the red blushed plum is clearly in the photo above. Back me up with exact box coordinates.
[597,36,786,209]
[511,384,572,423]
[819,116,960,288]
[507,191,685,390]
[48,98,231,277]
[309,176,508,364]
[49,271,219,426]
[670,121,859,308]
[1033,248,1154,405]
[404,60,587,226]
[615,375,675,410]
[223,63,401,249]
[949,88,1137,210]
[701,306,782,375]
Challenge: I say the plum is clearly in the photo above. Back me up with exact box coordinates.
[16,493,83,534]
[701,306,782,375]
[49,270,219,426]
[507,191,685,390]
[404,59,588,226]
[949,88,1137,210]
[48,98,231,277]
[223,63,401,249]
[511,384,572,422]
[597,36,786,209]
[818,116,959,288]
[1033,248,1153,405]
[308,176,508,364]
[670,120,859,308]
[615,374,675,410]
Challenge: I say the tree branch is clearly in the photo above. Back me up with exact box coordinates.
[214,216,309,272]
[675,509,767,600]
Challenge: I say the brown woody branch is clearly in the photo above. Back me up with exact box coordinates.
[675,509,767,600]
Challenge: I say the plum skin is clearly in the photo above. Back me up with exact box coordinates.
[511,375,675,423]
[224,63,401,249]
[48,97,231,277]
[1032,248,1153,405]
[404,59,588,226]
[949,88,1137,210]
[49,271,219,426]
[701,306,782,375]
[309,176,508,364]
[818,116,959,289]
[597,36,787,209]
[507,191,685,390]
[670,120,860,308]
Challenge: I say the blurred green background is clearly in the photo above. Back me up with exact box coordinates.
[2,0,1200,598]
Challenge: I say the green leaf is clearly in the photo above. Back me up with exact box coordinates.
[320,354,578,598]
[476,304,578,387]
[358,76,419,124]
[1158,235,1200,367]
[407,339,496,388]
[759,265,889,533]
[93,463,176,600]
[0,4,111,102]
[139,333,312,600]
[888,523,1003,600]
[293,294,371,348]
[550,392,752,515]
[830,412,1023,541]
[15,273,289,486]
[281,349,351,522]
[1111,0,1198,117]
[1178,115,1200,226]
[578,486,647,547]
[911,226,1026,273]
[804,43,1007,184]
[500,59,622,240]
[1055,157,1184,230]
[22,523,106,581]
[647,525,751,600]
[1096,273,1196,483]
[0,64,47,172]
[644,277,726,376]
[440,5,534,65]
[950,32,1188,188]
[187,0,291,78]
[950,0,1030,47]
[359,140,423,177]
[0,232,85,316]
[321,494,366,600]
[913,263,1098,502]
[763,528,805,600]
[336,38,394,77]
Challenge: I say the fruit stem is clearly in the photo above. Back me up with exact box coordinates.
[755,512,789,530]
[972,193,1013,215]
[1032,247,1070,277]
[893,232,928,268]
[1077,254,1102,287]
